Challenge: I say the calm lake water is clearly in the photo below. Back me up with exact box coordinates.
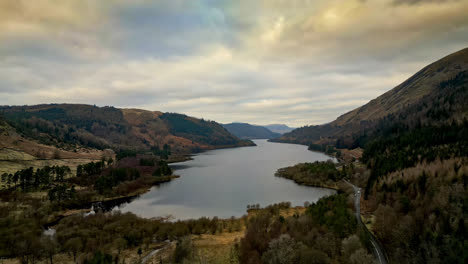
[115,140,336,220]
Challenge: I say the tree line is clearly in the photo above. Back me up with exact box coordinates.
[1,165,71,191]
[361,120,468,196]
[275,161,354,187]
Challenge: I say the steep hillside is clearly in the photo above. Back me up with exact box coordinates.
[223,123,281,139]
[0,116,110,174]
[270,48,468,264]
[364,158,467,263]
[0,104,252,158]
[263,124,295,134]
[275,47,468,146]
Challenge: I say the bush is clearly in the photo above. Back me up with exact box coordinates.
[173,236,193,263]
[153,161,172,177]
[85,251,113,264]
[139,158,155,166]
[95,168,140,194]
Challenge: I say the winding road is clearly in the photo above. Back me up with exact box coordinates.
[141,241,173,264]
[344,180,388,264]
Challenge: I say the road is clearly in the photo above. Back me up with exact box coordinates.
[344,180,388,264]
[141,241,173,264]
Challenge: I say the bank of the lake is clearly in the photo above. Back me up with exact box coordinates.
[115,139,336,220]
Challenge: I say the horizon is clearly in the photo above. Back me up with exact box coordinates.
[0,102,300,127]
[1,0,468,127]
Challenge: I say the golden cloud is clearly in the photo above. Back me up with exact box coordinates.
[0,0,106,37]
[237,0,468,60]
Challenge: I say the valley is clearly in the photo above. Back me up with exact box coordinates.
[222,123,281,140]
[116,140,335,220]
[0,2,467,262]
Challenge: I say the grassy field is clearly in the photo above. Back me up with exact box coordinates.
[146,207,309,264]
[0,148,37,161]
[191,232,244,263]
[0,158,98,175]
[0,154,99,190]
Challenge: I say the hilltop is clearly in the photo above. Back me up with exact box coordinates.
[263,124,295,134]
[0,104,253,166]
[274,47,468,147]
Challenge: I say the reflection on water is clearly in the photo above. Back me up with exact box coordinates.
[115,140,336,220]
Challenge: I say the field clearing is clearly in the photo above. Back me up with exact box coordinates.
[0,158,98,175]
[192,231,244,263]
[0,148,36,161]
[0,145,104,175]
[152,207,309,263]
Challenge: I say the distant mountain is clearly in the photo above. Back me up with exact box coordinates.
[274,47,468,147]
[0,104,253,157]
[263,124,295,134]
[223,123,281,139]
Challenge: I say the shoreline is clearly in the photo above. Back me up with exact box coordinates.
[44,175,180,228]
[45,142,340,227]
[30,143,259,230]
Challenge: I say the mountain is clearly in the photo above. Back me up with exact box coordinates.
[263,124,295,134]
[0,104,253,158]
[272,48,468,264]
[223,123,281,139]
[274,47,468,147]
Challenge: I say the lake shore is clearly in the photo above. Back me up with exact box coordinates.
[43,174,181,228]
[116,140,335,220]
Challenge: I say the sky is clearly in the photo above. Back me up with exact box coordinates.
[1,0,467,127]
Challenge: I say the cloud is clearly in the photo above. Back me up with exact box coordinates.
[0,0,467,127]
[392,0,459,5]
[0,45,412,127]
[237,0,468,63]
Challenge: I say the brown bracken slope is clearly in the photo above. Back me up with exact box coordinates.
[0,104,253,160]
[274,47,468,146]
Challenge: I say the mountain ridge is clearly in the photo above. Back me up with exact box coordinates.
[274,47,468,146]
[263,124,295,134]
[223,122,281,139]
[0,104,254,159]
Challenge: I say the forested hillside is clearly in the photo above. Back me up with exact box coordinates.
[239,197,374,264]
[0,104,252,157]
[223,123,281,139]
[271,48,468,264]
[365,158,467,263]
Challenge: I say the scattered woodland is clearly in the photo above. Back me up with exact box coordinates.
[0,149,180,263]
[238,196,374,264]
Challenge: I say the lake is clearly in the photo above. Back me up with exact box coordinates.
[115,139,336,220]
